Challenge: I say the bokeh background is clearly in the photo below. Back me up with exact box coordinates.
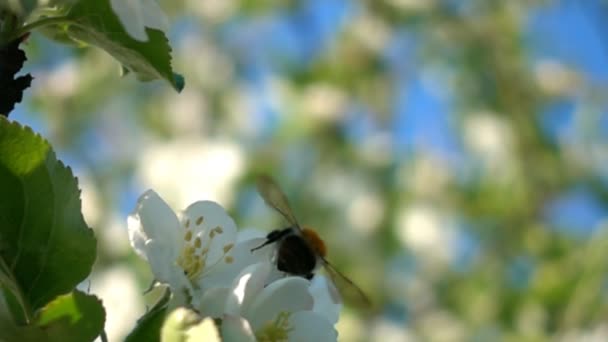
[11,0,608,340]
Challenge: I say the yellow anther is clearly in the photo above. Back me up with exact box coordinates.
[196,216,204,225]
[184,230,192,242]
[256,312,292,342]
[223,244,234,254]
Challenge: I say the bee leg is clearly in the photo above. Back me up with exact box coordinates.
[250,229,290,252]
[251,239,274,252]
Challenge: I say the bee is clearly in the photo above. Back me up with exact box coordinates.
[252,175,371,308]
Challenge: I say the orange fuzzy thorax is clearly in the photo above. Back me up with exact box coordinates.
[301,226,327,258]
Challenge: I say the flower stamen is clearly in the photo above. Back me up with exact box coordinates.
[223,243,234,253]
[256,312,293,342]
[177,230,208,281]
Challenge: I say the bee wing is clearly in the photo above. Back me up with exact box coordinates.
[322,258,372,310]
[256,175,301,229]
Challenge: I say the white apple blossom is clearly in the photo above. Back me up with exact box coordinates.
[110,0,169,41]
[201,262,339,342]
[128,190,344,341]
[127,190,271,305]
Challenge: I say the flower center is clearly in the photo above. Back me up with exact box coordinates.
[176,242,205,281]
[176,216,212,281]
[176,216,234,282]
[255,312,293,342]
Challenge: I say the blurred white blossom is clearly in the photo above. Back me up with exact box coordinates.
[100,215,132,257]
[397,204,456,265]
[534,60,581,96]
[34,60,79,98]
[418,310,466,341]
[301,83,348,123]
[370,318,415,342]
[464,112,515,176]
[350,13,391,52]
[347,190,385,235]
[398,155,451,198]
[185,0,237,23]
[77,171,101,227]
[90,267,144,341]
[135,139,245,208]
[386,0,436,12]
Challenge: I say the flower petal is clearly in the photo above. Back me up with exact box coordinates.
[246,277,314,330]
[143,241,194,307]
[127,214,148,260]
[129,190,181,260]
[181,201,237,267]
[169,284,197,309]
[310,275,342,324]
[143,239,178,283]
[197,287,234,318]
[288,311,338,342]
[236,228,267,243]
[196,238,274,292]
[225,263,272,316]
[221,315,256,342]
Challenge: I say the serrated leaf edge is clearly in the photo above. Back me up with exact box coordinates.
[0,118,97,310]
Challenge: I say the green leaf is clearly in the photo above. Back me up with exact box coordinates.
[0,258,29,324]
[35,290,105,342]
[0,118,96,314]
[63,0,184,92]
[0,290,45,341]
[125,287,171,342]
[38,23,82,47]
[1,280,104,342]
